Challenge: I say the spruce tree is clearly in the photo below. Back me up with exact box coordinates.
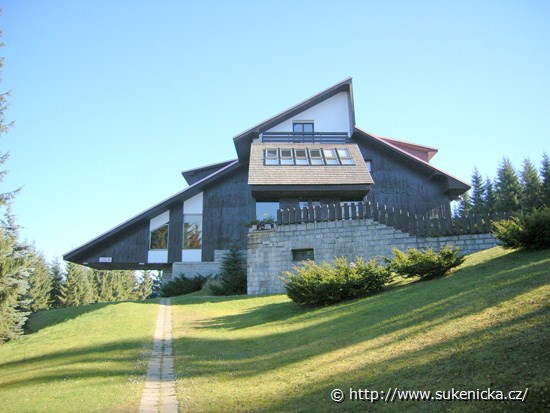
[520,158,542,211]
[212,245,247,295]
[61,263,95,307]
[136,270,153,300]
[0,212,29,342]
[495,158,522,213]
[0,30,28,342]
[484,177,497,215]
[49,257,64,308]
[541,153,550,206]
[470,167,485,215]
[457,191,472,218]
[25,247,52,312]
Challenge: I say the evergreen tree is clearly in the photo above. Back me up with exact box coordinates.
[136,270,153,300]
[470,167,485,215]
[484,177,497,215]
[520,158,542,211]
[25,247,52,312]
[541,153,550,206]
[0,30,28,342]
[0,211,29,342]
[211,245,247,295]
[49,257,64,308]
[457,191,472,218]
[94,270,114,302]
[495,158,522,213]
[60,263,95,307]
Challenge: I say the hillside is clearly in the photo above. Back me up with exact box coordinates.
[171,247,549,412]
[0,247,548,412]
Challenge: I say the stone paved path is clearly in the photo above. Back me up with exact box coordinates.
[139,298,178,413]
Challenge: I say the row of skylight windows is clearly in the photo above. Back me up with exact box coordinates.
[264,148,354,166]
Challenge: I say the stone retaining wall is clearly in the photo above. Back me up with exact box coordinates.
[247,219,497,295]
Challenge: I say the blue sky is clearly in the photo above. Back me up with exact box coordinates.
[1,1,549,262]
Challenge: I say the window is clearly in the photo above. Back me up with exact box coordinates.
[150,224,168,250]
[338,149,354,165]
[323,148,339,165]
[309,148,324,165]
[294,149,309,165]
[183,214,202,249]
[262,147,355,166]
[280,149,294,165]
[264,149,278,165]
[293,122,314,133]
[365,160,372,173]
[256,202,279,221]
[292,248,314,261]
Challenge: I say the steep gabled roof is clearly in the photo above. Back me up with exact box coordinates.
[354,127,470,199]
[181,159,237,185]
[233,77,355,162]
[378,137,438,162]
[64,160,241,262]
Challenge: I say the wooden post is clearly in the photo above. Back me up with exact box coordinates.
[277,209,282,225]
[432,218,441,236]
[343,203,350,220]
[358,202,364,219]
[372,202,379,222]
[365,201,372,219]
[379,204,387,225]
[335,203,342,221]
[351,203,357,220]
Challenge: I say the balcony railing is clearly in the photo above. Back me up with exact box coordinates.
[261,132,349,144]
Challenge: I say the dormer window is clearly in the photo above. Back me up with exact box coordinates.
[308,149,323,165]
[293,122,314,134]
[323,149,339,165]
[264,149,278,165]
[280,149,293,165]
[338,149,354,165]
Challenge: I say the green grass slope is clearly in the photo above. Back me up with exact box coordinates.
[171,247,549,412]
[0,300,159,413]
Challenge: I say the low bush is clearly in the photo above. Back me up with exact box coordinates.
[161,274,207,297]
[492,207,550,250]
[385,245,465,280]
[210,245,247,296]
[284,257,392,306]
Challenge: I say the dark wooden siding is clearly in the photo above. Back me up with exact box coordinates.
[73,220,150,266]
[202,166,256,261]
[168,202,183,262]
[355,138,451,216]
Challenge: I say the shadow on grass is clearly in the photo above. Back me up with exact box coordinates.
[172,249,550,410]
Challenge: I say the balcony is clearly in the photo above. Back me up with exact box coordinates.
[261,132,349,144]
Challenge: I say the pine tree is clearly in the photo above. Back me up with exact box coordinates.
[495,158,522,213]
[470,167,485,215]
[484,177,497,215]
[136,270,153,300]
[25,247,52,312]
[457,191,472,218]
[541,153,550,206]
[520,158,542,211]
[49,257,64,308]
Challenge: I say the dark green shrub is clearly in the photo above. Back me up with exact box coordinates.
[386,245,465,280]
[161,273,207,297]
[284,257,392,306]
[493,207,550,250]
[210,245,247,296]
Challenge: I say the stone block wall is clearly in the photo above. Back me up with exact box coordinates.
[247,219,497,295]
[170,249,247,282]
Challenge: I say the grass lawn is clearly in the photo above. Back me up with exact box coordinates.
[171,247,549,412]
[0,300,159,413]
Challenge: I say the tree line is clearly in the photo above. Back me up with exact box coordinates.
[454,154,550,218]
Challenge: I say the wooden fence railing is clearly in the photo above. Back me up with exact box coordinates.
[276,201,512,236]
